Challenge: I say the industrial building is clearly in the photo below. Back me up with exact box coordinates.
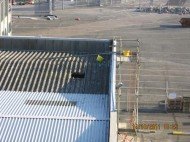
[0,36,117,142]
[0,0,12,35]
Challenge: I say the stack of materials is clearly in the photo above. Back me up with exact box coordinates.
[180,18,190,27]
[183,96,190,112]
[167,93,183,111]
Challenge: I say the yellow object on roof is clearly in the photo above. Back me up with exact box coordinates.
[122,50,132,57]
[97,54,104,63]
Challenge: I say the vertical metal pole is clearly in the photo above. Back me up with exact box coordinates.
[49,0,52,14]
[117,88,121,130]
[87,0,89,6]
[165,81,168,112]
[136,40,140,128]
[114,38,119,142]
[116,38,121,133]
[119,39,122,99]
[8,1,12,35]
[136,93,138,125]
[38,0,40,14]
[117,89,119,133]
[62,0,64,10]
[136,71,139,126]
[52,0,55,11]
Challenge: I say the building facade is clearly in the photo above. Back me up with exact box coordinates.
[0,0,11,36]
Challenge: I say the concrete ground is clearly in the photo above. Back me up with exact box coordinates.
[12,6,190,142]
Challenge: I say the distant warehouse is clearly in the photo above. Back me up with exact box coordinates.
[0,0,12,35]
[0,36,117,142]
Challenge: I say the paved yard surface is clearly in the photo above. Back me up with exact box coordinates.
[12,7,190,142]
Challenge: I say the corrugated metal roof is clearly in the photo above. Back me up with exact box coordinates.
[0,91,110,142]
[0,37,116,142]
[0,118,109,142]
[0,50,110,94]
[0,91,109,119]
[0,37,112,55]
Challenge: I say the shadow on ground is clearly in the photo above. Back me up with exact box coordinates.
[160,24,183,28]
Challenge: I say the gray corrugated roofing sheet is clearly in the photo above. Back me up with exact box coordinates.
[1,91,109,119]
[0,37,116,142]
[1,118,109,142]
[0,91,110,142]
[0,51,110,94]
[0,36,111,53]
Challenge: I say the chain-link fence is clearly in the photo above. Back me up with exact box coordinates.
[12,0,190,14]
[12,0,51,16]
[116,38,190,132]
[52,0,126,10]
[52,0,190,10]
[115,38,140,131]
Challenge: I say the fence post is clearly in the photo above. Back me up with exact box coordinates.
[165,81,168,112]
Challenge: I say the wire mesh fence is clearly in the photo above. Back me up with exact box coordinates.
[12,0,51,15]
[53,0,190,9]
[11,0,190,15]
[116,38,190,132]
